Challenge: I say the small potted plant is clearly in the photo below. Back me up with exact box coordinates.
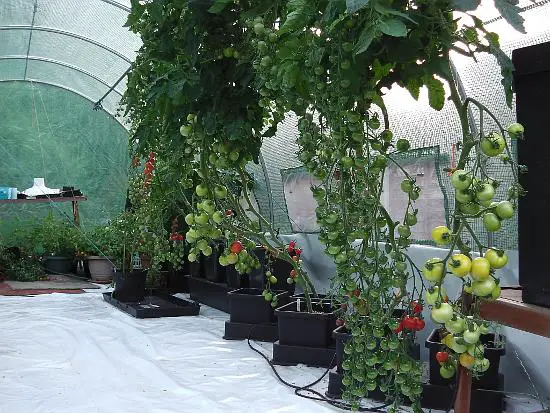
[18,213,79,275]
[108,212,147,303]
[83,225,117,283]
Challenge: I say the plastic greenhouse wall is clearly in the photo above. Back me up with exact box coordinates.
[0,82,128,239]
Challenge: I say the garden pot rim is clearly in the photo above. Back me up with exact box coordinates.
[43,255,73,260]
[228,287,288,297]
[274,300,335,319]
[86,255,113,261]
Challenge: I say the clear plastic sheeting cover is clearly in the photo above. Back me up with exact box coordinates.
[0,0,140,121]
[0,82,128,236]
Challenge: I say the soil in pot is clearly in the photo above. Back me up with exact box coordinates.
[87,256,114,283]
[228,288,289,324]
[113,270,147,302]
[275,300,336,348]
[43,256,74,275]
[426,328,505,389]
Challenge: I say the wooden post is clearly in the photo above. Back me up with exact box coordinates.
[454,366,472,413]
[72,200,80,227]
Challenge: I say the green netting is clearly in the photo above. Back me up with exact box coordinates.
[0,81,128,240]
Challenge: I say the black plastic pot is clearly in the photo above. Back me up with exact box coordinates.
[165,270,189,293]
[426,329,505,389]
[225,266,248,288]
[271,257,296,294]
[43,256,74,275]
[228,288,289,324]
[188,259,201,278]
[202,243,226,283]
[113,270,147,302]
[275,300,336,347]
[291,293,329,303]
[514,41,550,308]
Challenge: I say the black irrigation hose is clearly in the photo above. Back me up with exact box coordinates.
[246,326,391,412]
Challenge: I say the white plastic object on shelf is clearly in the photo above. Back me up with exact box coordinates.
[22,178,60,197]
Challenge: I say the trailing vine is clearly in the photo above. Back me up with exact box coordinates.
[122,0,525,411]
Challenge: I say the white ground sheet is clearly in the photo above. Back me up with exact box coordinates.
[0,291,543,413]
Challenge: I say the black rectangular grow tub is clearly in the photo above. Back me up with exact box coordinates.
[275,300,336,348]
[426,329,505,389]
[228,288,289,324]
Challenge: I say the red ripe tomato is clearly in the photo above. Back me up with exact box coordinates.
[336,318,345,327]
[226,209,234,216]
[436,351,449,363]
[289,241,296,249]
[289,269,297,278]
[230,241,244,254]
[295,248,302,256]
[353,289,361,298]
[415,318,425,331]
[340,303,348,311]
[394,322,403,334]
[402,316,416,330]
[411,301,423,314]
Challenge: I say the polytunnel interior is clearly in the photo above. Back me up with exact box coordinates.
[1,0,550,412]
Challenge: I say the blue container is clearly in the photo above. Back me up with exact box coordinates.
[0,187,10,200]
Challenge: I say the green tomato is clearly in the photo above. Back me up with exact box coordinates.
[472,357,490,373]
[440,364,456,379]
[467,343,485,358]
[405,213,418,226]
[180,124,192,137]
[396,139,410,151]
[195,184,209,198]
[397,225,411,238]
[188,253,197,262]
[476,183,495,202]
[483,213,502,232]
[400,179,413,194]
[447,253,472,278]
[495,201,514,219]
[480,132,506,157]
[445,317,466,334]
[253,22,265,35]
[507,122,524,139]
[431,302,454,323]
[451,169,472,190]
[202,245,213,257]
[472,277,497,297]
[463,329,481,344]
[340,156,354,168]
[184,213,195,226]
[455,189,473,203]
[214,185,228,199]
[425,285,447,305]
[195,213,209,226]
[422,258,445,283]
[212,211,224,224]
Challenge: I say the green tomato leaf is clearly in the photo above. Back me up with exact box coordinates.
[354,25,377,55]
[424,76,446,111]
[453,0,481,11]
[493,0,526,33]
[208,0,233,14]
[405,78,422,100]
[379,18,407,37]
[346,0,370,13]
[323,0,346,22]
[280,5,315,33]
[489,43,515,107]
[373,3,418,24]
